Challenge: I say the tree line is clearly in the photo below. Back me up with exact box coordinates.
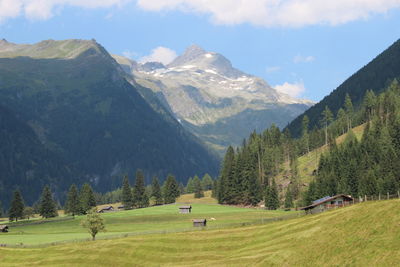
[214,79,400,209]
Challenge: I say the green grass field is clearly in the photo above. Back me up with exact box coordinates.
[0,198,398,266]
[0,202,294,246]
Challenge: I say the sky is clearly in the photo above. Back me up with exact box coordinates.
[1,0,400,101]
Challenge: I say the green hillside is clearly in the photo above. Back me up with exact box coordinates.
[0,39,219,207]
[286,38,400,137]
[0,204,292,246]
[0,199,398,266]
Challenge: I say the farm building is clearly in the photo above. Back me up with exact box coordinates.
[0,225,9,232]
[98,206,114,213]
[179,205,192,214]
[193,219,206,227]
[301,194,353,214]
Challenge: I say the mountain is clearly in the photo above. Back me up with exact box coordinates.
[286,38,400,137]
[113,45,313,153]
[0,39,219,206]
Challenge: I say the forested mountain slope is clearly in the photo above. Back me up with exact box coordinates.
[286,38,400,137]
[0,39,219,206]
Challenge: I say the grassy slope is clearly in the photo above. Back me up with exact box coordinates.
[0,203,291,246]
[1,199,398,266]
[176,190,218,204]
[276,124,366,197]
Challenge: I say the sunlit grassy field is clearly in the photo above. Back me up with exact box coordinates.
[0,198,398,266]
[0,202,294,246]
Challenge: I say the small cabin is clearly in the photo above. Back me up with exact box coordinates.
[301,194,353,214]
[193,219,207,227]
[98,206,114,213]
[0,225,9,233]
[179,205,192,214]
[118,205,125,210]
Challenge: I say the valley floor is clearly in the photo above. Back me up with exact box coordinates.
[0,199,399,266]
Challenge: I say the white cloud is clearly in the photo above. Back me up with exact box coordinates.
[136,0,400,27]
[293,55,315,63]
[139,46,177,65]
[275,81,305,97]
[122,50,137,59]
[0,0,126,22]
[266,66,281,73]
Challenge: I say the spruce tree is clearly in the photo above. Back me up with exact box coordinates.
[344,93,353,131]
[193,175,204,198]
[211,179,218,199]
[163,174,180,204]
[201,173,213,191]
[9,189,25,221]
[121,175,133,209]
[39,185,58,218]
[321,106,333,146]
[133,170,149,208]
[151,176,163,205]
[80,183,97,214]
[302,115,310,154]
[0,201,3,217]
[265,178,279,210]
[218,146,235,204]
[284,187,294,209]
[186,177,194,193]
[65,184,80,217]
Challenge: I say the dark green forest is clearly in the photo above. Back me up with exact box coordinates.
[286,39,400,137]
[216,79,400,208]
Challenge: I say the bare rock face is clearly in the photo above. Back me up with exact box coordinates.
[113,45,313,153]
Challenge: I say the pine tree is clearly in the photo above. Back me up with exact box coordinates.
[201,173,213,191]
[265,178,279,210]
[284,187,294,209]
[302,115,310,154]
[0,201,3,217]
[186,177,194,193]
[163,174,180,204]
[344,93,353,131]
[65,184,80,217]
[39,185,58,218]
[193,175,204,198]
[322,106,333,146]
[151,176,163,205]
[218,146,235,204]
[8,189,25,222]
[133,170,149,208]
[80,183,97,214]
[121,175,133,209]
[211,179,218,199]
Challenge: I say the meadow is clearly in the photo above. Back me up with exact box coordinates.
[0,194,294,246]
[0,198,398,266]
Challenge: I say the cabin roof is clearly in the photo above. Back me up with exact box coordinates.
[193,219,206,223]
[0,225,8,230]
[179,205,192,209]
[301,194,353,210]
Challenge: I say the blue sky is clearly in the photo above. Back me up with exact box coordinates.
[1,0,400,101]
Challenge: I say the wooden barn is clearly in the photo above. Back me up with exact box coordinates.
[301,194,353,214]
[179,205,192,214]
[0,225,9,232]
[193,219,206,227]
[98,206,114,213]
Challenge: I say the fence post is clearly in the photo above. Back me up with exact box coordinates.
[387,192,389,200]
[379,193,381,201]
[365,195,367,202]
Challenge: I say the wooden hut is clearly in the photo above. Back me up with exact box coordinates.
[301,194,353,214]
[193,219,206,227]
[98,206,114,213]
[179,205,192,214]
[0,225,9,232]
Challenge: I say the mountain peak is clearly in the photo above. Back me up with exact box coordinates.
[168,44,207,67]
